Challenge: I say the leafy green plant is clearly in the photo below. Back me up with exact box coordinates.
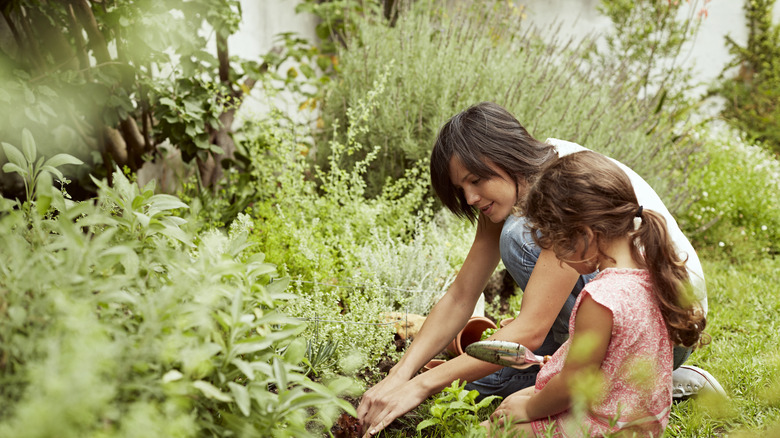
[304,339,340,377]
[225,71,482,375]
[596,0,708,112]
[0,0,326,190]
[1,128,83,213]
[480,328,497,342]
[416,380,500,437]
[0,130,357,436]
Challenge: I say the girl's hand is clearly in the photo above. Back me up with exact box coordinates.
[490,391,533,426]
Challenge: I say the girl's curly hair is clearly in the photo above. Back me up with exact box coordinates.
[520,151,708,348]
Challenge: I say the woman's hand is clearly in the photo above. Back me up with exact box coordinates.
[357,372,405,427]
[358,376,429,437]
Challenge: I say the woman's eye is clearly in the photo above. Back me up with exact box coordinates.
[471,179,480,185]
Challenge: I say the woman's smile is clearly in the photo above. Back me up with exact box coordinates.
[449,156,519,223]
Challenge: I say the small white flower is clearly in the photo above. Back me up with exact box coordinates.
[762,225,768,231]
[719,241,725,247]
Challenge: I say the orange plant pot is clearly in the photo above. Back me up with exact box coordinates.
[446,316,497,356]
[422,359,446,372]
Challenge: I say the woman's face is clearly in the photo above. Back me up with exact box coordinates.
[448,156,520,223]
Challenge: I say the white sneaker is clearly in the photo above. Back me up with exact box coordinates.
[672,365,727,400]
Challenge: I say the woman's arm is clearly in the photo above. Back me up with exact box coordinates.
[358,216,504,434]
[496,248,581,351]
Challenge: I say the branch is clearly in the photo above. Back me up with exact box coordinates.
[67,4,90,73]
[71,0,111,63]
[217,33,230,84]
[104,126,129,168]
[1,8,24,59]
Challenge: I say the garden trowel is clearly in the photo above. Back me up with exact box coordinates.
[465,340,549,369]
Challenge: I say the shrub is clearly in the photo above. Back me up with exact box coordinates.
[677,125,780,262]
[0,132,355,437]
[226,71,480,375]
[317,0,701,214]
[715,0,780,155]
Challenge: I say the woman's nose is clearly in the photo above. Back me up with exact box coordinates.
[464,188,480,205]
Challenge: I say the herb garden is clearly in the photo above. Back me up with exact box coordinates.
[1,0,779,437]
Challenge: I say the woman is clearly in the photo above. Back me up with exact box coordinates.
[357,102,711,437]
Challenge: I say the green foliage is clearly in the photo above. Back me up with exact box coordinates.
[317,0,701,213]
[416,380,499,437]
[666,258,780,436]
[716,0,780,155]
[0,0,325,190]
[677,126,780,261]
[480,328,497,341]
[1,128,83,211]
[0,132,356,436]
[203,70,476,375]
[296,0,385,55]
[596,0,707,109]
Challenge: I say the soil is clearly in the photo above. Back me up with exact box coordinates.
[333,269,517,436]
[482,269,518,321]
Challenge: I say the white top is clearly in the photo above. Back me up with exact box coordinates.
[548,138,708,315]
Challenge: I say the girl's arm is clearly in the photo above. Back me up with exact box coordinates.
[497,247,581,351]
[525,295,613,420]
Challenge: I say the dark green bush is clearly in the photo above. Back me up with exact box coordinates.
[716,0,780,155]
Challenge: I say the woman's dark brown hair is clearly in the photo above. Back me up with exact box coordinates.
[430,102,556,222]
[521,151,707,348]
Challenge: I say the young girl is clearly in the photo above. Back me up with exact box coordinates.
[485,151,708,437]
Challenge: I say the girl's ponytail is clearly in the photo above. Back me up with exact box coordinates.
[632,208,708,348]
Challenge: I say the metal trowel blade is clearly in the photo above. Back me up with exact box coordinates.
[465,340,544,369]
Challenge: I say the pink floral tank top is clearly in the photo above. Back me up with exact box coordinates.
[531,268,673,437]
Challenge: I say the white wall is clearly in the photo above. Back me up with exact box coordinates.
[231,0,321,125]
[232,0,319,59]
[520,0,780,96]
